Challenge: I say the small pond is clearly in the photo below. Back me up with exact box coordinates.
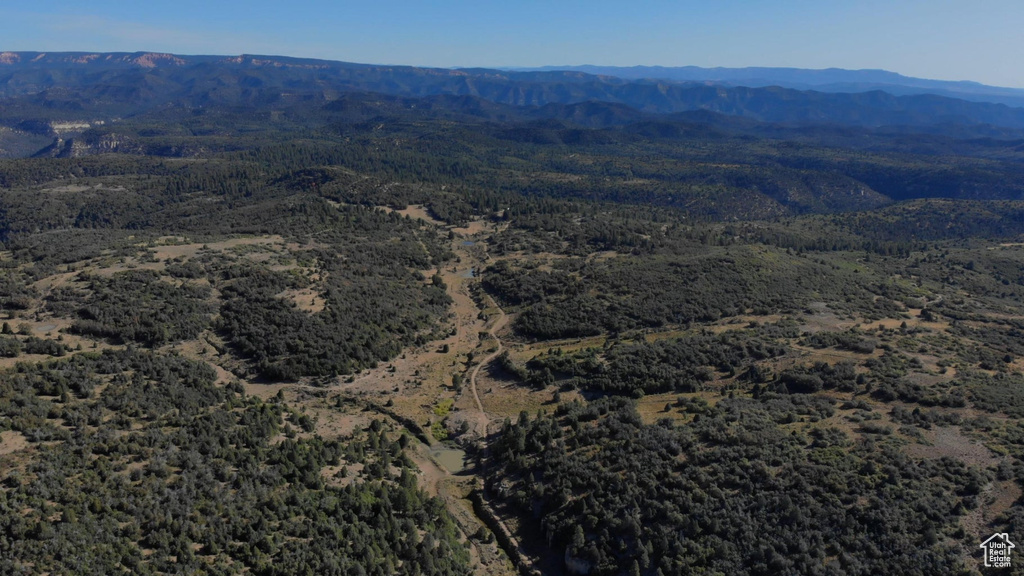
[431,447,468,473]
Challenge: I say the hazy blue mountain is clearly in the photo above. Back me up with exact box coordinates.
[515,65,1024,108]
[5,52,1024,132]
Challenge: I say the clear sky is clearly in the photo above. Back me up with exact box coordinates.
[2,1,1022,87]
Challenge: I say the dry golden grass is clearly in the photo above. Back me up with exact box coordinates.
[150,235,284,261]
[277,287,325,313]
[514,334,607,357]
[707,314,785,334]
[476,376,556,423]
[395,204,447,227]
[453,220,490,236]
[635,392,721,425]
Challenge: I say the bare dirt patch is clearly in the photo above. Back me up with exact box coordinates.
[453,219,490,236]
[799,303,859,333]
[514,334,607,357]
[585,250,622,263]
[392,204,446,227]
[986,480,1022,527]
[277,288,325,313]
[789,343,882,366]
[474,374,555,424]
[31,270,78,294]
[0,430,29,455]
[173,335,237,386]
[635,392,723,425]
[242,382,292,400]
[707,315,784,334]
[150,235,284,261]
[905,426,997,468]
[41,184,103,193]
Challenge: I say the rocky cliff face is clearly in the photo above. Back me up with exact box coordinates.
[33,133,144,158]
[0,51,187,68]
[0,51,330,71]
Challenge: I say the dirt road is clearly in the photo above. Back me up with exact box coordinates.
[468,293,508,436]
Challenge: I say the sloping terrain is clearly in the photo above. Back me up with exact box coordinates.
[2,55,1024,575]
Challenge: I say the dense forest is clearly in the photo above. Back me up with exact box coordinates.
[0,350,470,575]
[490,397,982,575]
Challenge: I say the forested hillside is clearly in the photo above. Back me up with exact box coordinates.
[2,55,1024,575]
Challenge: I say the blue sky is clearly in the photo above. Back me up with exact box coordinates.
[2,1,1022,87]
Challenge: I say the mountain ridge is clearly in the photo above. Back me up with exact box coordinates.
[5,51,1024,134]
[514,64,1024,108]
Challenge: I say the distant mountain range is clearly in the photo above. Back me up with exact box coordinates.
[3,51,1024,138]
[514,65,1024,108]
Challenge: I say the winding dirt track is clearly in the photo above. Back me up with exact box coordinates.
[468,295,508,434]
